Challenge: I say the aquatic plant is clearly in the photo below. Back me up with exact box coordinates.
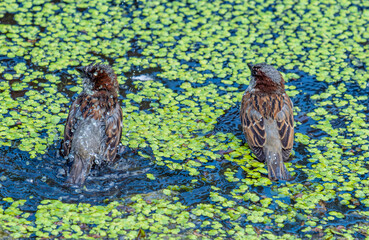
[0,0,369,238]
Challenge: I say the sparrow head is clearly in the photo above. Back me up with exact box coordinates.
[77,63,118,97]
[247,63,285,93]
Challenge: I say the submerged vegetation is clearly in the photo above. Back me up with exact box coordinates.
[1,0,369,238]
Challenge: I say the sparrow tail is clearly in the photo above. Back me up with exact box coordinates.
[66,155,93,186]
[265,149,291,181]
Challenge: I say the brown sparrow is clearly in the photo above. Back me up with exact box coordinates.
[61,63,123,185]
[240,63,294,180]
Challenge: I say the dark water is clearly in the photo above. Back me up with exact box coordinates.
[0,63,197,211]
[0,142,188,206]
[1,6,369,238]
[2,47,369,238]
[0,61,328,207]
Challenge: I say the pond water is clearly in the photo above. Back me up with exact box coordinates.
[1,0,369,238]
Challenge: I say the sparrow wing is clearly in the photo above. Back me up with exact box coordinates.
[62,97,83,157]
[276,94,294,160]
[240,92,266,161]
[103,103,123,162]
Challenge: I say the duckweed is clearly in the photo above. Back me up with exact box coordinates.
[1,0,369,238]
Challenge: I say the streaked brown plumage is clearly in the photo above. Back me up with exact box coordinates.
[61,63,122,185]
[240,63,294,180]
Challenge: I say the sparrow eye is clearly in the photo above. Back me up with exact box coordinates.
[252,66,261,75]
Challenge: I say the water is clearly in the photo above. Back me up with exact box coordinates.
[1,0,369,237]
[0,57,363,233]
[0,66,195,209]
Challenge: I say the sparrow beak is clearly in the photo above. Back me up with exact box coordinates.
[76,66,85,74]
[247,63,253,71]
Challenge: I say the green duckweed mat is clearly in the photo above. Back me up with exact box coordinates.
[1,0,369,239]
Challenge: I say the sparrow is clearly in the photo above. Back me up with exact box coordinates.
[61,63,123,185]
[240,63,294,181]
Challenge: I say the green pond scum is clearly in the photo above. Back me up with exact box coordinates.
[0,0,369,238]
